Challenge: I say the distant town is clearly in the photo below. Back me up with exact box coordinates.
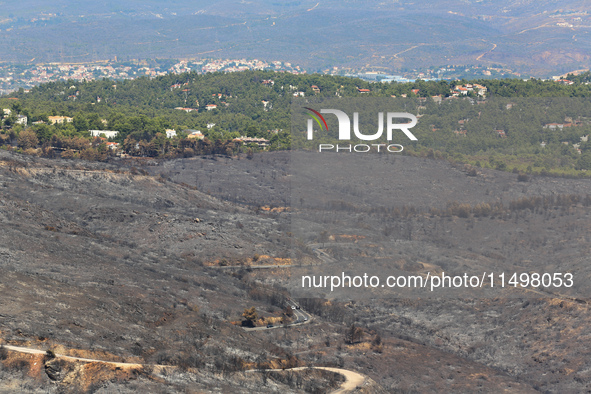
[0,57,574,96]
[0,58,307,95]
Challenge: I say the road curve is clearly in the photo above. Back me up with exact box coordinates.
[315,367,366,393]
[247,366,366,393]
[2,344,144,368]
[242,299,312,331]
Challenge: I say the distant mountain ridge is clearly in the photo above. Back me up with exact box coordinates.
[0,0,589,75]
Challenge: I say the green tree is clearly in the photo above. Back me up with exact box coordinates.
[73,114,89,132]
[32,124,53,144]
[576,152,591,170]
[11,102,22,115]
[246,125,259,137]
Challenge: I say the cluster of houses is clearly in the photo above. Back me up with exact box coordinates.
[197,58,302,74]
[0,63,139,90]
[542,121,582,130]
[3,113,80,127]
[2,108,27,126]
[85,129,269,151]
[1,107,272,151]
[541,119,587,153]
[450,83,488,97]
[450,115,588,153]
[0,58,308,95]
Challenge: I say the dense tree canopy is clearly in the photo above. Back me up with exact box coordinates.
[1,70,591,175]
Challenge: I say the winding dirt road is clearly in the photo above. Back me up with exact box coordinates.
[3,344,366,393]
[2,345,143,368]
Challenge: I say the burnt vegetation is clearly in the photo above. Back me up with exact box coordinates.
[1,145,591,392]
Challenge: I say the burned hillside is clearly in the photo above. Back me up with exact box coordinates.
[1,149,591,392]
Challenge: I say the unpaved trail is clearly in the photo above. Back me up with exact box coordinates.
[248,366,366,393]
[315,367,366,393]
[2,345,143,368]
[4,344,367,392]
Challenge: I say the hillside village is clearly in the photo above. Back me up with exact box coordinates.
[0,58,305,96]
[0,107,272,157]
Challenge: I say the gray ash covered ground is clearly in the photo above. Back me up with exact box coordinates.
[150,151,591,392]
[1,149,591,392]
[0,150,300,392]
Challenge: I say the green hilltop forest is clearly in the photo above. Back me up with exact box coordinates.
[2,70,591,176]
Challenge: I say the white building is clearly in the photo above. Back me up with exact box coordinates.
[89,130,119,138]
[165,129,177,138]
[174,107,197,113]
[186,130,204,140]
[16,115,27,126]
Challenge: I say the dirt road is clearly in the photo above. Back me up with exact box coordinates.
[3,344,366,393]
[247,366,366,393]
[2,344,143,368]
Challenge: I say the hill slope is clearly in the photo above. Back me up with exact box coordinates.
[0,1,589,74]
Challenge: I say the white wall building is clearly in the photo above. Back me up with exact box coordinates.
[16,115,27,126]
[165,129,177,138]
[89,130,119,138]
